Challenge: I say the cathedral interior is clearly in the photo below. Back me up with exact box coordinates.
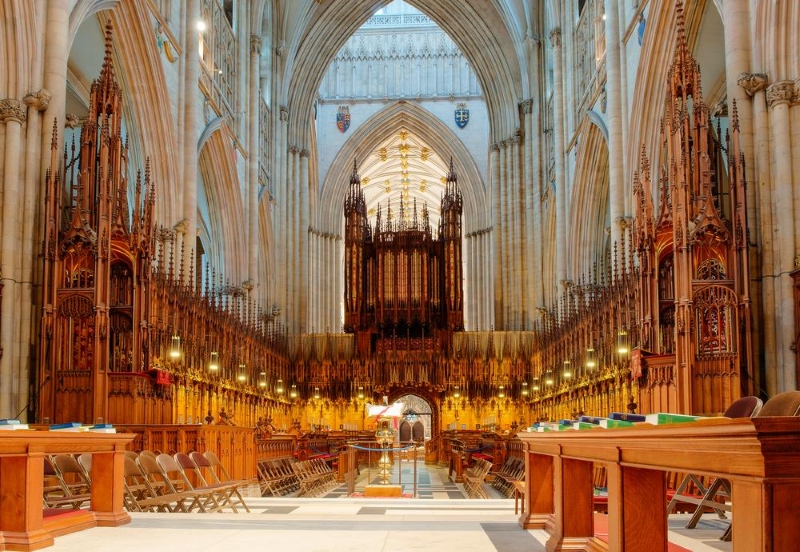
[0,0,799,441]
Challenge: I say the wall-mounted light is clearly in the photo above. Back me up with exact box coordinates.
[563,360,572,379]
[585,347,596,368]
[259,371,267,388]
[521,381,529,396]
[545,371,554,386]
[276,378,284,394]
[196,20,207,32]
[289,384,297,399]
[498,384,506,399]
[453,385,461,399]
[209,351,219,371]
[617,330,630,355]
[357,385,364,400]
[237,364,247,382]
[169,335,181,359]
[314,386,320,400]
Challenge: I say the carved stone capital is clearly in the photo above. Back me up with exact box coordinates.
[615,216,632,230]
[65,114,87,128]
[549,27,561,48]
[280,107,289,122]
[520,98,534,115]
[766,80,795,108]
[0,98,26,123]
[23,89,51,111]
[173,218,189,234]
[491,142,500,152]
[795,254,800,269]
[737,72,768,97]
[289,145,299,154]
[250,35,262,55]
[300,149,310,158]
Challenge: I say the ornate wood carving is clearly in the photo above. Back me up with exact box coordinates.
[632,1,752,414]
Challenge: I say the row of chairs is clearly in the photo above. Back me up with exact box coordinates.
[123,450,251,513]
[257,458,299,496]
[292,458,338,497]
[490,457,525,498]
[43,453,93,509]
[463,458,493,499]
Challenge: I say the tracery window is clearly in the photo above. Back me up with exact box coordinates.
[696,258,726,280]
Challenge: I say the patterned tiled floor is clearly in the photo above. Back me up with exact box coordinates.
[43,462,731,552]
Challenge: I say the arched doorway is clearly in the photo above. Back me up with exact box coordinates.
[392,392,435,441]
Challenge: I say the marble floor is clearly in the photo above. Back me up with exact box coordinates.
[44,463,733,552]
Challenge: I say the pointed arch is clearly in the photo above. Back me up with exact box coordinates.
[570,119,610,279]
[318,101,486,234]
[282,0,522,148]
[198,125,247,284]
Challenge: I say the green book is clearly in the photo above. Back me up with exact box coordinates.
[572,422,599,430]
[599,418,634,429]
[644,413,700,425]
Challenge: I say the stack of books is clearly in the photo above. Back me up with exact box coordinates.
[49,422,86,432]
[0,418,30,430]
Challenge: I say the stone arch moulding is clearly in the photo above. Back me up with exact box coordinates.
[386,386,440,436]
[198,124,247,284]
[569,118,610,279]
[318,100,486,234]
[283,0,521,147]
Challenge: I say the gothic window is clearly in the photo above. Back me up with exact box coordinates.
[696,258,726,280]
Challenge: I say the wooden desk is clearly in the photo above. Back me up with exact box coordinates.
[0,431,135,551]
[517,418,800,552]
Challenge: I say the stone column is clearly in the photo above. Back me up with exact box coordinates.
[286,146,298,331]
[335,235,343,331]
[605,0,625,246]
[19,91,50,421]
[500,141,511,327]
[512,132,524,329]
[277,107,289,311]
[521,99,535,329]
[0,99,26,418]
[739,73,774,394]
[766,80,797,391]
[248,35,262,289]
[491,143,502,328]
[298,149,309,333]
[182,0,201,281]
[550,27,567,285]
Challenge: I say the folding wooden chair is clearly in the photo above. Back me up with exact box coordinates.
[156,453,224,513]
[680,393,800,541]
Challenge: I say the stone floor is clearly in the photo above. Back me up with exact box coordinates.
[44,462,733,552]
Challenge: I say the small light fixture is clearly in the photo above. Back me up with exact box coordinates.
[521,381,529,396]
[563,360,572,379]
[498,384,505,399]
[453,385,461,399]
[259,372,267,388]
[314,387,320,400]
[169,335,181,359]
[196,20,207,32]
[545,371,554,386]
[357,386,364,400]
[585,347,596,368]
[289,384,297,399]
[237,364,247,382]
[276,378,284,394]
[617,330,630,355]
[532,383,540,392]
[209,351,219,371]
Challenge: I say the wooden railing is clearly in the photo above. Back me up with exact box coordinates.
[517,418,800,551]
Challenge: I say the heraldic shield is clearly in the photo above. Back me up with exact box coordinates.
[455,102,469,128]
[337,106,351,133]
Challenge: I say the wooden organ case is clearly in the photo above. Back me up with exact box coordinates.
[632,3,753,415]
[38,25,156,424]
[344,160,463,354]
